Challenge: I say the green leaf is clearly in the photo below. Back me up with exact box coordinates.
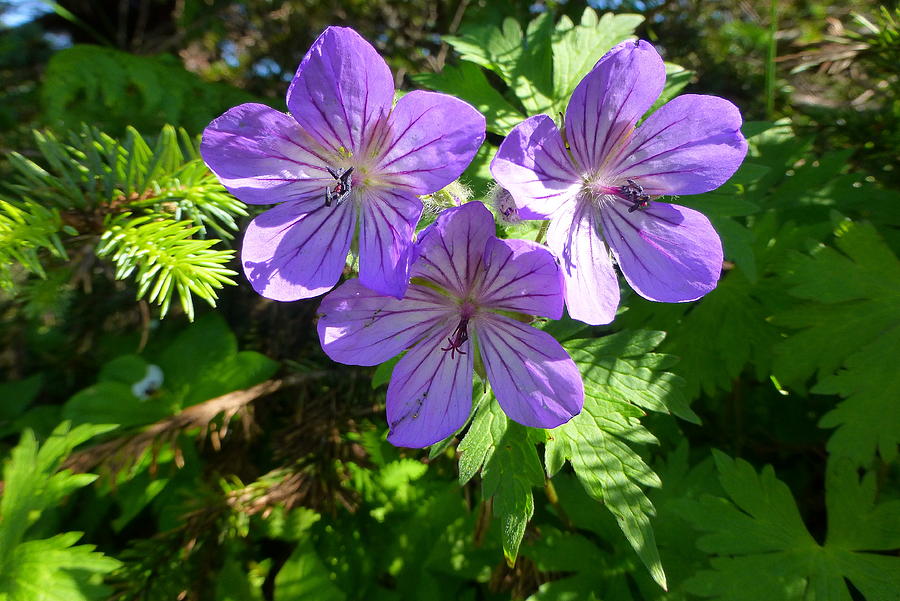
[274,540,347,601]
[157,312,278,406]
[62,314,277,430]
[41,45,260,134]
[646,62,694,117]
[619,268,782,400]
[682,453,900,601]
[0,375,43,421]
[215,555,267,601]
[551,10,644,105]
[62,381,173,429]
[457,396,544,563]
[411,61,525,135]
[0,423,120,601]
[773,220,900,464]
[372,355,401,389]
[0,533,122,601]
[543,331,692,589]
[444,14,554,116]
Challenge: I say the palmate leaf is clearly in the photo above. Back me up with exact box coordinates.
[617,266,783,401]
[773,219,900,464]
[457,331,690,586]
[681,453,900,601]
[443,14,554,116]
[551,10,644,105]
[0,423,120,601]
[424,9,643,133]
[544,331,690,590]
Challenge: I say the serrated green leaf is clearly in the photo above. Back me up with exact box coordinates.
[773,220,900,464]
[457,395,543,563]
[681,453,900,601]
[444,14,554,116]
[0,424,119,601]
[457,391,505,486]
[411,62,524,135]
[543,331,691,589]
[0,534,121,601]
[551,10,643,105]
[482,420,544,564]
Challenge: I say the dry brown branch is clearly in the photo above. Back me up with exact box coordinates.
[62,371,328,476]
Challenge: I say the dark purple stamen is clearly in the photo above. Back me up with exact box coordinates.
[619,178,651,213]
[441,317,470,360]
[324,166,354,207]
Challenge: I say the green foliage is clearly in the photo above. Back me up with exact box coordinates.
[545,331,690,590]
[41,45,260,135]
[96,213,236,319]
[0,423,121,601]
[417,8,646,135]
[3,4,900,601]
[0,199,67,288]
[414,7,686,199]
[274,540,347,601]
[3,124,245,318]
[62,313,278,430]
[681,452,900,601]
[458,395,544,564]
[774,219,900,465]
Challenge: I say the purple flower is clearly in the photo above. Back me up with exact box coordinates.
[490,40,748,325]
[200,27,486,300]
[317,202,584,448]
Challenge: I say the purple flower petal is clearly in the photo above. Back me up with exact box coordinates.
[600,201,723,303]
[242,199,356,301]
[476,314,583,429]
[378,90,486,195]
[317,279,453,366]
[565,40,665,174]
[547,202,620,325]
[358,189,423,298]
[490,114,580,219]
[607,94,748,195]
[410,202,495,298]
[477,237,564,319]
[286,27,394,155]
[386,326,474,448]
[200,103,332,205]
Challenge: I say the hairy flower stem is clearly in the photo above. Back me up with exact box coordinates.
[534,220,550,245]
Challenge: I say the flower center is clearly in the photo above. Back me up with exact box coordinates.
[324,166,354,207]
[581,176,653,213]
[441,316,470,360]
[441,301,477,360]
[618,178,652,213]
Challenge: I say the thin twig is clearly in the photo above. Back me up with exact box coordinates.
[62,371,328,475]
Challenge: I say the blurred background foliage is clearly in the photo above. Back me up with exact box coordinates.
[1,1,900,600]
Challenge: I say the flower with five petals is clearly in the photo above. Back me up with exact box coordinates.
[491,40,748,325]
[317,202,584,447]
[201,26,486,300]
